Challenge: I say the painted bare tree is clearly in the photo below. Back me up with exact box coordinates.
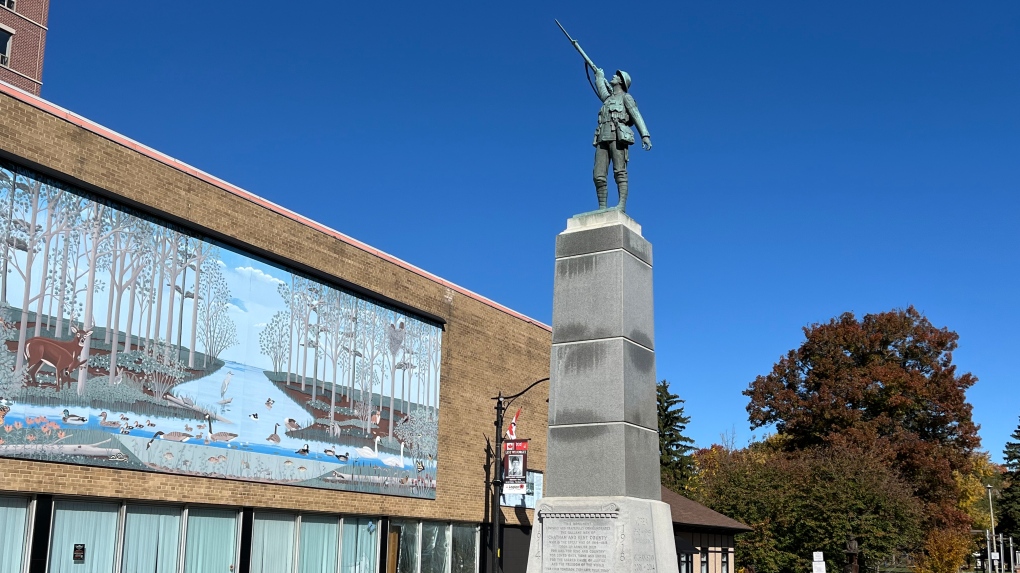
[185,241,216,368]
[320,288,357,432]
[147,227,171,352]
[76,201,127,394]
[277,280,294,384]
[288,276,316,391]
[0,166,14,305]
[97,211,157,383]
[292,277,307,389]
[401,319,426,412]
[120,220,156,353]
[355,298,386,436]
[9,175,52,371]
[259,310,290,373]
[45,197,89,339]
[197,261,237,362]
[29,183,76,338]
[384,312,407,437]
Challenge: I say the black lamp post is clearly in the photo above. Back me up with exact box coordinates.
[490,377,549,573]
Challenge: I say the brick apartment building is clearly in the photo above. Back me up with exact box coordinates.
[0,0,47,95]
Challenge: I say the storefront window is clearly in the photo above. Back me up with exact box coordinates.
[121,504,182,573]
[49,500,120,573]
[0,495,30,573]
[251,512,297,573]
[390,520,420,573]
[700,548,709,573]
[342,517,379,573]
[421,521,451,573]
[721,549,729,573]
[299,515,340,573]
[183,508,238,573]
[450,524,478,573]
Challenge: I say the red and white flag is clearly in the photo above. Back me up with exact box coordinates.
[505,408,522,440]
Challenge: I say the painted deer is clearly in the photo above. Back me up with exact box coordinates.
[24,326,94,388]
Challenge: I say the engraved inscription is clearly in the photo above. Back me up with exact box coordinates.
[544,519,614,573]
[630,524,656,573]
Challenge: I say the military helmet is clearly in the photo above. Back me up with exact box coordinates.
[615,70,632,91]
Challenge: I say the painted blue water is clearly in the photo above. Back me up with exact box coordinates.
[8,360,406,469]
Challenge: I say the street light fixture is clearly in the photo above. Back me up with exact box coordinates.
[490,377,549,573]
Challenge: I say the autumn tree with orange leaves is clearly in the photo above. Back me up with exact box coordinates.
[743,306,981,530]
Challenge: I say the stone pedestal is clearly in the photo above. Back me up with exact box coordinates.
[526,209,676,573]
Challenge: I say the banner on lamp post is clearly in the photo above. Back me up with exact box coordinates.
[502,440,529,495]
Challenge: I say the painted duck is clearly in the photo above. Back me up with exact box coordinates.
[336,452,350,463]
[285,418,301,432]
[61,409,87,425]
[295,444,310,456]
[265,398,274,409]
[97,412,121,428]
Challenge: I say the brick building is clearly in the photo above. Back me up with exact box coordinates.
[0,0,47,95]
[0,79,748,573]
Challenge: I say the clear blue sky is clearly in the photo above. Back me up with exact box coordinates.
[41,2,1020,460]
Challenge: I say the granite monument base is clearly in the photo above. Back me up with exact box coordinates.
[524,496,678,573]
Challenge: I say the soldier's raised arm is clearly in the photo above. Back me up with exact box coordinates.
[594,68,611,101]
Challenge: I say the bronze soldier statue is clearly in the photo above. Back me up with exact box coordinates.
[591,67,651,211]
[556,20,653,212]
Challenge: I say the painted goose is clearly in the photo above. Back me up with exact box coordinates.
[266,423,281,444]
[154,430,193,442]
[205,414,238,443]
[295,444,310,456]
[285,418,301,432]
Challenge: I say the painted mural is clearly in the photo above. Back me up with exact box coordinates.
[0,161,442,499]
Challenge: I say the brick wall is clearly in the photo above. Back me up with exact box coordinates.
[0,0,47,95]
[0,89,552,526]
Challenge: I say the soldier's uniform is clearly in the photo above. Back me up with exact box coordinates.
[593,69,650,211]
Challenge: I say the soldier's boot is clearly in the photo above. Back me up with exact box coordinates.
[614,172,629,212]
[595,181,609,210]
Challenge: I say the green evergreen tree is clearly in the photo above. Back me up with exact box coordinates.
[997,417,1020,537]
[657,379,696,493]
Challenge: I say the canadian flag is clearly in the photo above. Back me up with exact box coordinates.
[505,408,522,440]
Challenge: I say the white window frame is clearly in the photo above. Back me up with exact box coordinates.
[0,22,14,67]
